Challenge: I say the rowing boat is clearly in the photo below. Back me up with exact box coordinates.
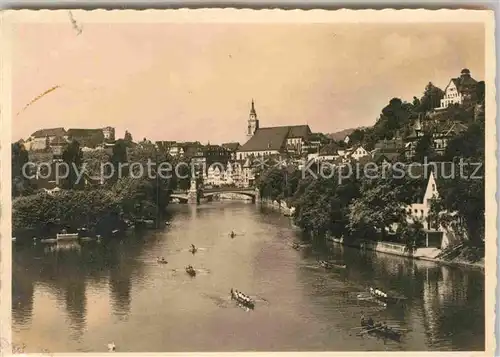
[360,321,402,341]
[186,266,196,276]
[230,289,255,309]
[319,260,347,269]
[368,287,404,304]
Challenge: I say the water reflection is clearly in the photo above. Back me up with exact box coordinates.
[12,203,484,352]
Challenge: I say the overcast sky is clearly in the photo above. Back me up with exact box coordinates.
[12,22,484,144]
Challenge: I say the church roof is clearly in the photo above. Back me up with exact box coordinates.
[239,125,311,152]
[239,127,290,152]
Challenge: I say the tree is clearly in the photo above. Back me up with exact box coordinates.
[413,133,436,163]
[12,142,30,197]
[124,130,133,143]
[109,139,129,183]
[61,140,83,189]
[416,82,444,113]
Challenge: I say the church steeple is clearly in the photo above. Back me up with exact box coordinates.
[250,99,257,116]
[247,99,259,138]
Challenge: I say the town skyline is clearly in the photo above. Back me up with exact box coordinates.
[12,22,484,143]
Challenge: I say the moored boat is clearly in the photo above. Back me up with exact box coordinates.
[230,289,255,309]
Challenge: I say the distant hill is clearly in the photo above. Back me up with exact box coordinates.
[327,127,366,142]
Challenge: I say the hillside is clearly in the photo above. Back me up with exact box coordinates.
[327,127,365,142]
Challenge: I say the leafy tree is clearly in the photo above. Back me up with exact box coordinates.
[413,133,436,163]
[124,130,133,143]
[109,139,129,183]
[61,140,83,190]
[416,82,445,113]
[12,142,30,197]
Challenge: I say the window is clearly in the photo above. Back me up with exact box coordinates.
[414,209,418,214]
[421,210,424,216]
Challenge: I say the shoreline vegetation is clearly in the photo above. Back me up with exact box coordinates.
[255,87,485,272]
[12,140,182,243]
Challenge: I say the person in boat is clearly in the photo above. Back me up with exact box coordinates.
[230,231,235,237]
[367,316,374,327]
[360,313,366,327]
[230,288,234,296]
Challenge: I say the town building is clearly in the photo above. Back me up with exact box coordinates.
[102,126,116,141]
[405,163,461,249]
[221,142,241,160]
[436,69,478,110]
[28,127,67,151]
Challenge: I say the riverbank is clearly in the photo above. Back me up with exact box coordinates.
[327,236,485,272]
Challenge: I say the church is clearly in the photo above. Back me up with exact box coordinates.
[236,100,312,160]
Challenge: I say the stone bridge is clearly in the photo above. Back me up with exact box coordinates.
[170,187,259,203]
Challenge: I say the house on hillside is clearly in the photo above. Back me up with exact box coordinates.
[345,145,369,161]
[315,142,341,162]
[432,121,468,155]
[436,68,479,110]
[405,163,460,249]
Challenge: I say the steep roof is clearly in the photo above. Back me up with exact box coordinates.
[319,142,340,155]
[287,125,311,138]
[221,142,241,151]
[435,121,468,136]
[239,127,290,152]
[446,70,478,94]
[31,127,66,138]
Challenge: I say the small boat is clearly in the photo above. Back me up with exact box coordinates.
[185,265,196,276]
[165,221,171,226]
[40,238,58,244]
[291,243,301,250]
[368,287,404,304]
[107,342,116,352]
[319,260,347,269]
[230,289,255,309]
[360,320,402,341]
[56,233,79,241]
[157,258,168,264]
[189,248,198,254]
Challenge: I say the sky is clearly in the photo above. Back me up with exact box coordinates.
[12,22,485,144]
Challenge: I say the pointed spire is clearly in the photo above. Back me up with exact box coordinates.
[250,99,257,116]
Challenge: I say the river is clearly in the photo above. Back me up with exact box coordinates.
[12,201,485,352]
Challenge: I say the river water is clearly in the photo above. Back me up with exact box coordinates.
[12,202,485,352]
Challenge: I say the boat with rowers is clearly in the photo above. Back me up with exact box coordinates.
[185,265,196,276]
[368,287,405,304]
[360,315,402,341]
[319,260,347,270]
[230,289,255,309]
[157,257,168,264]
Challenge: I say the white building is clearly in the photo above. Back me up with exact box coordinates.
[436,68,478,110]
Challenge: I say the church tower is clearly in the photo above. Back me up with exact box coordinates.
[247,99,259,138]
